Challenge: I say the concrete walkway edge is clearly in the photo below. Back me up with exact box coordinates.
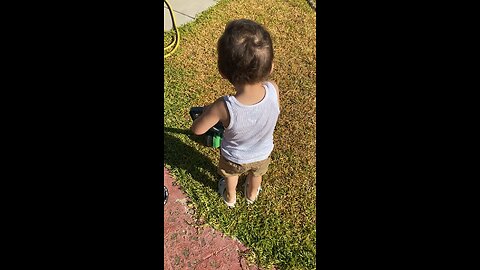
[164,0,218,31]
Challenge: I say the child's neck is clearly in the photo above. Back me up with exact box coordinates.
[233,82,266,105]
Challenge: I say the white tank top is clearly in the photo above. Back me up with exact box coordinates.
[221,81,280,164]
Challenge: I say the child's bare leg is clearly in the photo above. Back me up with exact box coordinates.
[246,172,262,200]
[224,175,239,203]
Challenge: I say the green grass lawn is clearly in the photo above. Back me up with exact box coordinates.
[164,0,316,269]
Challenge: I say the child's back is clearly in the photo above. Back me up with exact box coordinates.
[221,81,279,164]
[191,19,279,208]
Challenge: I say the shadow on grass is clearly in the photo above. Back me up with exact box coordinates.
[164,127,218,192]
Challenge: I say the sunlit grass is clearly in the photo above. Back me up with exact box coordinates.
[164,1,316,269]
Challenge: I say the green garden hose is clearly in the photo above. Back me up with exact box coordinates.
[164,0,180,58]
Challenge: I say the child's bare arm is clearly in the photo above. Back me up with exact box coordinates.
[191,98,225,135]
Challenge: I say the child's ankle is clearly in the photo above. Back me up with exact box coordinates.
[225,191,236,203]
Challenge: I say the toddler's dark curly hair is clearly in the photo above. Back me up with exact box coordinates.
[217,19,274,85]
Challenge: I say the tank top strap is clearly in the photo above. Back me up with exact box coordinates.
[264,81,280,111]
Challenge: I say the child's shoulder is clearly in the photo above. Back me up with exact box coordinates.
[266,81,280,99]
[266,81,280,95]
[266,81,280,110]
[211,96,229,121]
[212,96,228,109]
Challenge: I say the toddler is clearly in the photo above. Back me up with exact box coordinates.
[191,19,280,208]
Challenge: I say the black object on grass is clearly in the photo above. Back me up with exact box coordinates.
[164,186,168,205]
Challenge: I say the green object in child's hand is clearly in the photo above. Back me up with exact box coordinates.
[213,135,221,148]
